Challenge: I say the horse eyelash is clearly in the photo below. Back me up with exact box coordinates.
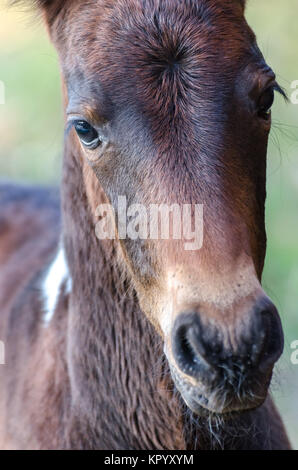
[273,83,289,102]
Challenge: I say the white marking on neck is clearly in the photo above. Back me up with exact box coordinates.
[42,247,72,325]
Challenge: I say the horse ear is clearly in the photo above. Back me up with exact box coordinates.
[35,0,68,26]
[11,1,68,26]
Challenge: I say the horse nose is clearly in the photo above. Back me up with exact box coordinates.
[171,298,284,382]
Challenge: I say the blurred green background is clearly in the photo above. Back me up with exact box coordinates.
[0,0,297,448]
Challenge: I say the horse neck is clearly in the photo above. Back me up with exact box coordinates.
[60,141,190,449]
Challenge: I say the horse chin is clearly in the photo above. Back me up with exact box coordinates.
[179,390,266,418]
[170,365,269,417]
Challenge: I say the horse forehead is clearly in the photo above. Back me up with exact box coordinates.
[102,5,248,61]
[65,0,253,76]
[72,4,253,109]
[63,0,255,140]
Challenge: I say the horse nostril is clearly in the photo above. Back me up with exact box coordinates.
[239,297,284,373]
[172,313,214,380]
[255,298,284,372]
[171,299,284,384]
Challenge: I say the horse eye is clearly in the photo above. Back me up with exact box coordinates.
[257,87,275,120]
[73,120,101,149]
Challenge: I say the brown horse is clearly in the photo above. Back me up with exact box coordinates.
[0,0,291,449]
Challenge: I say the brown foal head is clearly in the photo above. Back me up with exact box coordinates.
[36,0,285,414]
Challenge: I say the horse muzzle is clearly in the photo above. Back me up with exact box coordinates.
[166,297,284,415]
